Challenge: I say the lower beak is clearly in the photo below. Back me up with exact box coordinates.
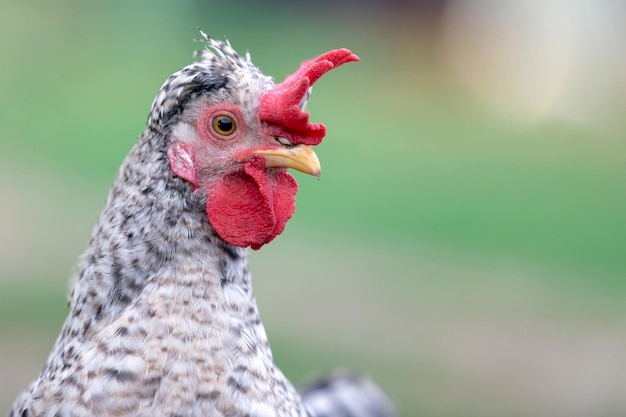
[251,145,321,178]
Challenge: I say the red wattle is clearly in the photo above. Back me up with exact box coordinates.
[206,156,298,250]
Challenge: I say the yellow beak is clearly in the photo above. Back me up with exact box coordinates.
[252,145,321,178]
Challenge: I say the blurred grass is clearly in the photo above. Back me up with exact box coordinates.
[2,0,625,274]
[1,1,625,416]
[2,1,624,275]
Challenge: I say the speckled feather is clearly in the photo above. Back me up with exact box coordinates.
[10,34,395,417]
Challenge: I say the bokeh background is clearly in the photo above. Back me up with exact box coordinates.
[1,1,625,416]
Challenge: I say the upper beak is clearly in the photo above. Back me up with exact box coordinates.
[251,145,321,178]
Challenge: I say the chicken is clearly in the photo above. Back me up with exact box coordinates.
[10,32,396,417]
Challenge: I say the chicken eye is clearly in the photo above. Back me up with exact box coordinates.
[211,115,236,136]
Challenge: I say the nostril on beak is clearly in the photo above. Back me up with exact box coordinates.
[275,137,294,147]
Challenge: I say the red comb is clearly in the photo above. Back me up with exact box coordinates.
[258,49,359,146]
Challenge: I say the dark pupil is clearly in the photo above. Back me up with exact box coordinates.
[217,117,233,133]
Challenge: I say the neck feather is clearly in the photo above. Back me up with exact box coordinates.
[25,132,306,417]
[66,131,251,339]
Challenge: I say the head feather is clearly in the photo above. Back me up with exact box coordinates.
[147,34,270,136]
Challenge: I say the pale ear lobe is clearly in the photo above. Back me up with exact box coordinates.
[167,141,199,188]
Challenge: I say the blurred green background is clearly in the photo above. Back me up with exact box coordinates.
[1,1,625,416]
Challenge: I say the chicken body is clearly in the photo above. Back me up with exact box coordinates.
[10,35,395,417]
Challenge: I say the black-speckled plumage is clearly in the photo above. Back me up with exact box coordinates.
[10,33,396,417]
